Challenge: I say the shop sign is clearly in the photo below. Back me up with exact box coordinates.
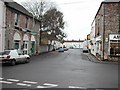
[87,34,90,40]
[109,34,120,40]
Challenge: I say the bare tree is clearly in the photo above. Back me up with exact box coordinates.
[21,0,56,19]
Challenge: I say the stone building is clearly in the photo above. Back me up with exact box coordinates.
[91,0,120,61]
[4,1,40,55]
[0,0,6,52]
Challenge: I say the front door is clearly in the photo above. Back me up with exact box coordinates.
[31,41,35,55]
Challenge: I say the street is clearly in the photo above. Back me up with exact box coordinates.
[1,49,118,88]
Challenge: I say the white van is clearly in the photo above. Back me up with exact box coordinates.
[82,40,89,53]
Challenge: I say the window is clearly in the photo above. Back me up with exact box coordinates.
[14,13,19,26]
[25,17,29,28]
[14,40,20,50]
[110,42,120,56]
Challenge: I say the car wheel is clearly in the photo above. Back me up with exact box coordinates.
[25,58,29,63]
[11,60,16,66]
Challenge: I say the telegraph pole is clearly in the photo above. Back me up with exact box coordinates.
[39,1,43,45]
[102,2,105,60]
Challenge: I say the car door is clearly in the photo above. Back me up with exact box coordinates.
[17,51,26,62]
[11,50,21,62]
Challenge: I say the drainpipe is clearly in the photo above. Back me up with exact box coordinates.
[102,3,105,60]
[118,1,120,58]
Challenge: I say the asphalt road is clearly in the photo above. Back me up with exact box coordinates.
[1,49,118,89]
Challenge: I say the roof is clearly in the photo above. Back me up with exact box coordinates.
[104,0,120,2]
[92,0,120,23]
[64,40,84,42]
[4,1,33,18]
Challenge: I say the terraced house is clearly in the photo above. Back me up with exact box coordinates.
[90,0,120,61]
[2,1,41,55]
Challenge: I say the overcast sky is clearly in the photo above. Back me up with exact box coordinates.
[15,0,104,40]
[52,0,103,40]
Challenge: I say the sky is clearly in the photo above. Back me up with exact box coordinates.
[15,0,104,40]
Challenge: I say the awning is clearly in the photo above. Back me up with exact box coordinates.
[22,28,31,33]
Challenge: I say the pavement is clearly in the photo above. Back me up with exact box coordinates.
[85,53,119,65]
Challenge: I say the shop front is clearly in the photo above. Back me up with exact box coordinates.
[109,34,120,58]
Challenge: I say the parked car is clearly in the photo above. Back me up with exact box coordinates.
[58,48,64,52]
[0,50,30,66]
[63,47,68,51]
[82,40,89,53]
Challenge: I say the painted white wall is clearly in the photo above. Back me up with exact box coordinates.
[0,1,5,52]
[90,20,96,55]
[54,41,62,49]
[63,42,83,48]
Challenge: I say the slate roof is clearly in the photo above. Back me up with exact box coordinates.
[4,1,33,17]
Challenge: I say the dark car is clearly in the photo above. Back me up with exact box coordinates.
[64,48,68,51]
[58,48,64,52]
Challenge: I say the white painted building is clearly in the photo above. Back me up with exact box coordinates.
[90,20,96,55]
[63,40,84,49]
[0,0,5,52]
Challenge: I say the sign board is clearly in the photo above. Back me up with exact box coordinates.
[87,34,90,40]
[109,34,120,40]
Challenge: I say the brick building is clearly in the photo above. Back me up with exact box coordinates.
[90,1,120,61]
[4,1,41,55]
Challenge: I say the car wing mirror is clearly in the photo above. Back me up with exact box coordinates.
[18,53,22,55]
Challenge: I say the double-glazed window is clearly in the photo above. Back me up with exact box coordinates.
[14,40,20,50]
[14,13,19,26]
[25,17,29,28]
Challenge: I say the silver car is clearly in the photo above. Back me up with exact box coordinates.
[0,50,30,66]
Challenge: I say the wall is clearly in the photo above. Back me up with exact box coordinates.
[90,20,96,55]
[104,3,119,55]
[0,1,5,52]
[5,4,40,55]
[94,2,119,60]
[39,45,48,53]
[63,41,83,48]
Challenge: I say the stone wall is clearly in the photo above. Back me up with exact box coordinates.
[104,3,119,60]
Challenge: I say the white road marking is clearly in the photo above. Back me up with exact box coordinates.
[17,83,31,87]
[0,81,13,84]
[23,81,38,84]
[37,86,46,88]
[43,83,58,87]
[7,79,19,82]
[37,83,58,88]
[69,86,87,89]
[0,77,3,80]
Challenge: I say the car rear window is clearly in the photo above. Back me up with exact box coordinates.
[0,52,3,55]
[2,51,10,55]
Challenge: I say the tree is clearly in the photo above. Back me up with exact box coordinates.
[42,8,66,50]
[21,0,55,19]
[21,0,56,45]
[21,1,66,47]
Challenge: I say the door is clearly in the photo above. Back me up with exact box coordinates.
[31,41,35,55]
